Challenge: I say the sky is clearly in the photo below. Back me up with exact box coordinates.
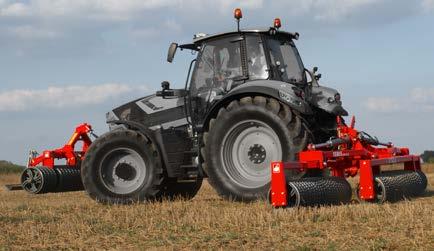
[0,0,433,164]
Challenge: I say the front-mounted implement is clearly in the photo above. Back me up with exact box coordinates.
[12,123,97,194]
[270,116,427,208]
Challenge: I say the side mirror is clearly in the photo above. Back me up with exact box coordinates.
[167,43,178,63]
[313,66,318,73]
[161,81,170,91]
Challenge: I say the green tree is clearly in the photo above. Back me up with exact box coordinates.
[0,160,25,174]
[420,151,434,163]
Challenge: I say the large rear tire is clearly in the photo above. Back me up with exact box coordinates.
[203,96,308,201]
[81,129,163,204]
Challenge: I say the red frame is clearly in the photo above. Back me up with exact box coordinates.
[28,123,93,168]
[270,116,421,207]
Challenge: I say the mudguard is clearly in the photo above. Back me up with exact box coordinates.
[228,80,312,114]
[202,80,312,129]
[106,95,194,178]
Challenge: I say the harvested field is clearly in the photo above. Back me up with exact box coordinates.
[1,165,433,250]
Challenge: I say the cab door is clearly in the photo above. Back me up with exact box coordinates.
[189,35,244,125]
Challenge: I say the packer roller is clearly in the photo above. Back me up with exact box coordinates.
[7,123,95,194]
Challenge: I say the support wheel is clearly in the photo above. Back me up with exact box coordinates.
[81,129,163,204]
[202,96,308,201]
[21,167,57,194]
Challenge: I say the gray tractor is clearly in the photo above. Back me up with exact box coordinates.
[81,11,347,204]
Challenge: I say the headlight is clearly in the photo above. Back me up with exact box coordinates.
[328,93,341,103]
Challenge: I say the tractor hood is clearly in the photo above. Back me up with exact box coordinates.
[106,94,188,131]
[308,86,348,116]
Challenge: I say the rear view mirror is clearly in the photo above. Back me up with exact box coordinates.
[167,42,178,63]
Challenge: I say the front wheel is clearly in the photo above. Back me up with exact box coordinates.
[203,96,308,201]
[81,130,163,204]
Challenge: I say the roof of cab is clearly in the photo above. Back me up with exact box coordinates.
[192,28,298,44]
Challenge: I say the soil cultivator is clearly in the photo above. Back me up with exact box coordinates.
[270,116,427,208]
[8,123,96,194]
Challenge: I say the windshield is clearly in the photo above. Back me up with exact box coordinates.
[266,36,305,84]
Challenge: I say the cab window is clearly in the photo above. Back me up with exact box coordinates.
[246,35,268,80]
[267,36,304,84]
[190,36,242,96]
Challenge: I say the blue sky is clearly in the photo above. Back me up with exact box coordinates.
[0,0,433,164]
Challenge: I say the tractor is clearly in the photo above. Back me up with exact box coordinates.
[80,9,349,203]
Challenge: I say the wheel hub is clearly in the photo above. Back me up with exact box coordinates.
[221,120,282,188]
[115,162,137,181]
[247,144,266,164]
[99,147,147,195]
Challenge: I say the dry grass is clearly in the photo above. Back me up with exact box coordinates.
[1,165,433,251]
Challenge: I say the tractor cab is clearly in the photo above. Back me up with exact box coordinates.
[164,9,310,125]
[188,30,305,93]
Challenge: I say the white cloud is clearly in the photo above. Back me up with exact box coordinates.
[0,83,149,112]
[1,0,170,20]
[0,0,266,43]
[364,97,403,112]
[364,87,434,113]
[422,0,434,11]
[310,0,384,21]
[410,87,434,103]
[0,0,429,44]
[0,2,30,16]
[8,25,60,39]
[0,0,412,22]
[0,0,263,20]
[130,19,183,39]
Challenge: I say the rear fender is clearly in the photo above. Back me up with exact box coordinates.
[203,80,312,130]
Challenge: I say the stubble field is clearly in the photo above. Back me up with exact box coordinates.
[0,165,433,250]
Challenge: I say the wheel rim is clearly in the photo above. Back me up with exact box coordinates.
[220,120,282,188]
[374,178,387,203]
[21,168,43,193]
[99,147,147,195]
[287,183,301,207]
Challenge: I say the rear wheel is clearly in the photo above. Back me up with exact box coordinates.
[81,129,163,204]
[203,96,309,201]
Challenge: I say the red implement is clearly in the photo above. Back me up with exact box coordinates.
[270,116,425,207]
[27,123,94,168]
